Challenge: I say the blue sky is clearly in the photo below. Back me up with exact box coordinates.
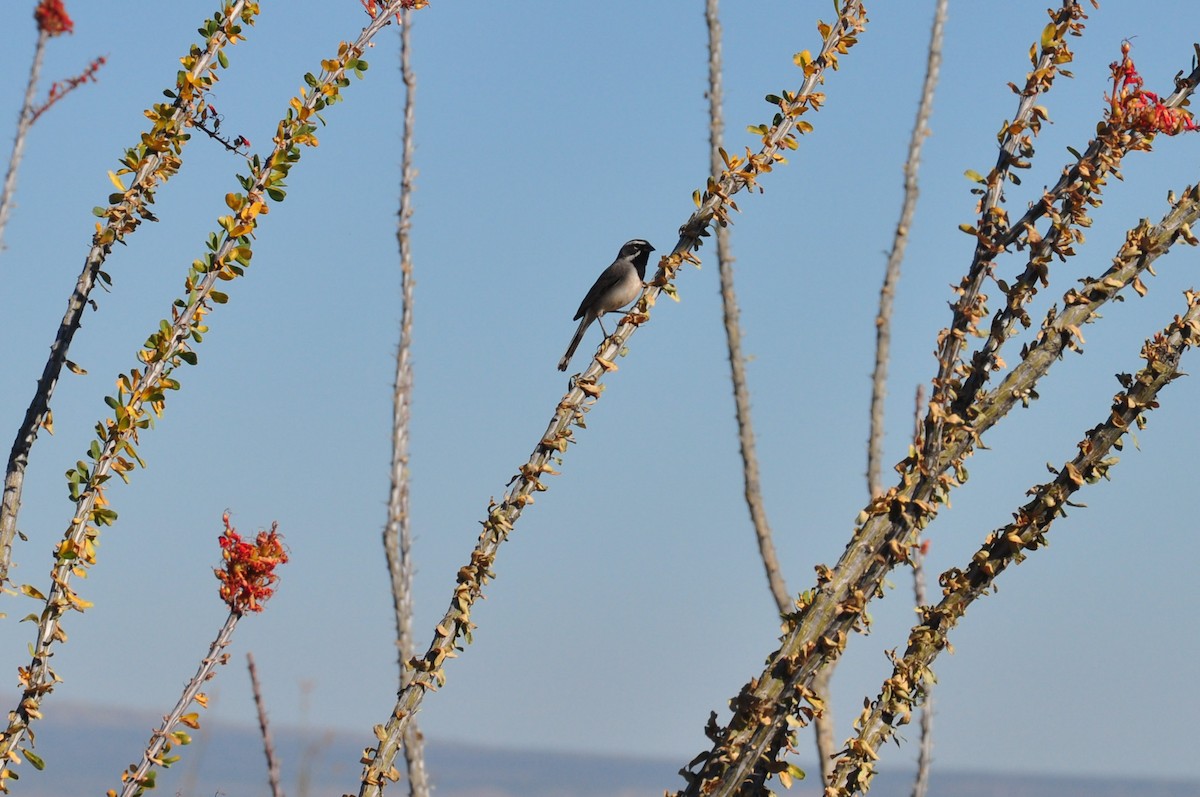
[0,0,1197,788]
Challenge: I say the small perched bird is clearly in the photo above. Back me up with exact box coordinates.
[557,239,655,372]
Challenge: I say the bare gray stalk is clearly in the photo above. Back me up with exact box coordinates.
[705,0,824,780]
[705,0,789,620]
[867,0,948,499]
[0,28,49,253]
[248,652,285,797]
[381,8,431,797]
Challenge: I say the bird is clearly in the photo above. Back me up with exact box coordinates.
[557,239,655,372]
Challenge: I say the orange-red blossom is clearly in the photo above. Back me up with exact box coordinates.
[34,0,73,35]
[1109,41,1198,136]
[215,512,287,614]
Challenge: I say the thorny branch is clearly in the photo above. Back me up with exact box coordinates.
[0,0,258,594]
[248,652,285,797]
[356,5,869,795]
[921,0,1088,479]
[114,613,240,797]
[827,287,1200,796]
[867,0,949,789]
[706,0,789,622]
[381,7,431,797]
[675,13,1200,797]
[0,5,413,786]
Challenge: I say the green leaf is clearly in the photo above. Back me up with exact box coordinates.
[21,748,44,770]
[217,50,229,69]
[92,508,119,526]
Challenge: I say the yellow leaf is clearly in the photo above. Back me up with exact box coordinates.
[179,713,200,729]
[1040,21,1058,51]
[66,591,94,611]
[19,584,46,600]
[107,170,125,191]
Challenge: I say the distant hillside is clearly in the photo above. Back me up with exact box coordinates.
[5,700,1197,797]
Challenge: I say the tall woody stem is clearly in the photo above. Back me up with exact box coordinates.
[381,8,430,797]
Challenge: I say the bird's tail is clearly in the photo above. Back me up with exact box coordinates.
[557,316,591,371]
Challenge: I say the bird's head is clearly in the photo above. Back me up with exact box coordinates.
[619,239,655,274]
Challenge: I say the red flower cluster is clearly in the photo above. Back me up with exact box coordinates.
[1109,42,1197,136]
[34,0,73,36]
[215,513,287,614]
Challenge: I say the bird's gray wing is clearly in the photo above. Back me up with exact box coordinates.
[573,259,624,320]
